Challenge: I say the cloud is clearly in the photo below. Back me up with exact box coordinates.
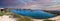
[0,0,60,9]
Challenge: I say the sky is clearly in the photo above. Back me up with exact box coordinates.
[0,0,60,10]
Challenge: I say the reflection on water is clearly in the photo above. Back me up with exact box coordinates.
[10,9,57,19]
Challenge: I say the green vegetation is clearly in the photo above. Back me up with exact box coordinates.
[0,9,32,21]
[43,20,52,21]
[0,11,6,16]
[12,13,32,21]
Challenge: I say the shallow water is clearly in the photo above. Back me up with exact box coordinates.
[10,9,57,19]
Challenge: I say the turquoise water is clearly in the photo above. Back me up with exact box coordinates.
[10,9,57,19]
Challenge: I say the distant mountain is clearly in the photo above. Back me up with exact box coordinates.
[45,6,60,10]
[43,10,60,15]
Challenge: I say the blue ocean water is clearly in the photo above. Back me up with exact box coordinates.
[10,9,57,19]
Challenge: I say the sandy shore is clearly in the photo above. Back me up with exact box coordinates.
[0,15,16,21]
[0,15,60,21]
